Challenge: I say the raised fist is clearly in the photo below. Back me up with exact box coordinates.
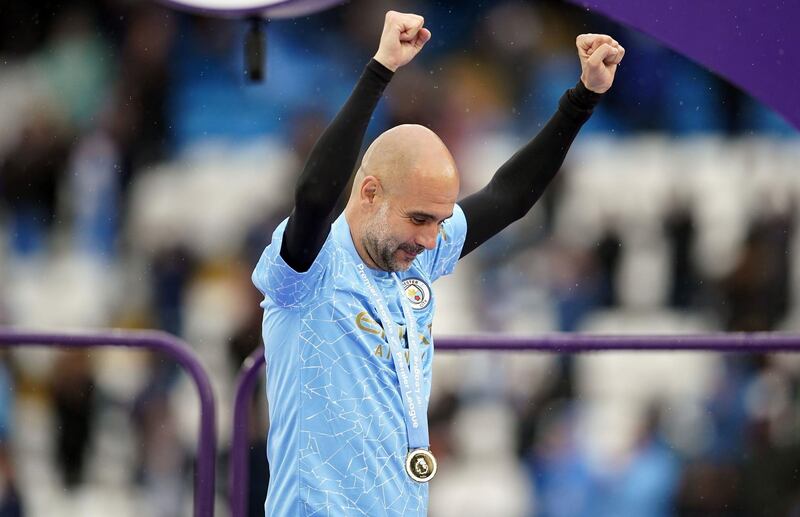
[373,11,431,72]
[576,34,625,94]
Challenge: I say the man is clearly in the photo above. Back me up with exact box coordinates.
[253,10,623,516]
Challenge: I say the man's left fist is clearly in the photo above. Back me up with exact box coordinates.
[576,34,624,94]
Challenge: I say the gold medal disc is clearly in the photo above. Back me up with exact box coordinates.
[405,449,437,483]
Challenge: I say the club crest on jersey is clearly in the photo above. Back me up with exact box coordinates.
[402,278,431,310]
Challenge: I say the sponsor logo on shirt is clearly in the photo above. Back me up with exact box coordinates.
[355,311,433,360]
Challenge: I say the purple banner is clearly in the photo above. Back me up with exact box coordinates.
[566,0,800,130]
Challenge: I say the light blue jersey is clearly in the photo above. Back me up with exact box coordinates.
[252,205,467,516]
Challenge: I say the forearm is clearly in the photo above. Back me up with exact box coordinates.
[282,59,393,270]
[459,81,602,257]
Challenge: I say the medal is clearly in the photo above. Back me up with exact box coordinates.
[357,265,434,482]
[405,449,437,483]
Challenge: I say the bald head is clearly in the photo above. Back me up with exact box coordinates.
[345,124,460,272]
[351,124,458,200]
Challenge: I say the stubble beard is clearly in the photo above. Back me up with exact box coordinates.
[362,204,422,272]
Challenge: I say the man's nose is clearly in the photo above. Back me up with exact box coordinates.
[417,224,439,250]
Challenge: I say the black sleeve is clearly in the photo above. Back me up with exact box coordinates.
[458,81,602,258]
[280,59,393,271]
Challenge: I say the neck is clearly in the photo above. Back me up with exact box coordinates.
[345,208,383,271]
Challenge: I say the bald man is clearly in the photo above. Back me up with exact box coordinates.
[252,10,624,517]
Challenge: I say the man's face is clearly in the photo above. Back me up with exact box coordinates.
[363,202,423,272]
[362,178,457,272]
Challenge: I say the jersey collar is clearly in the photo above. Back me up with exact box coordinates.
[333,214,393,279]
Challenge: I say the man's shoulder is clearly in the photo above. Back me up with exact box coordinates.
[265,216,344,269]
[253,217,346,307]
[416,204,468,282]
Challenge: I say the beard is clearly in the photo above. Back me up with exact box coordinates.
[362,204,425,272]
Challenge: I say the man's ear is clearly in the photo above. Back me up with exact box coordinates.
[360,176,382,205]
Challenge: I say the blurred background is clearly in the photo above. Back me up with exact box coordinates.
[0,0,799,515]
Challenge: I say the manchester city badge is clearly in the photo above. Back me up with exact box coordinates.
[402,278,431,310]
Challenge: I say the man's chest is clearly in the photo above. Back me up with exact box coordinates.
[304,268,437,365]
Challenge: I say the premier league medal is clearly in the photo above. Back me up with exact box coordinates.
[358,266,437,484]
[405,449,437,483]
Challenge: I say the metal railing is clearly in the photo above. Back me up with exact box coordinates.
[229,332,800,517]
[0,329,217,517]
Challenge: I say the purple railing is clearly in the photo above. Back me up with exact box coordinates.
[229,332,800,517]
[0,329,217,517]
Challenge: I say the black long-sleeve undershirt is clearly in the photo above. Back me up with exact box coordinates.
[458,81,601,256]
[279,59,602,271]
[281,60,393,272]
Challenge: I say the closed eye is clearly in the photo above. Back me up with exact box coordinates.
[408,212,453,226]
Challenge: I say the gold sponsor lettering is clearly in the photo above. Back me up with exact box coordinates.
[356,311,384,337]
[357,311,434,358]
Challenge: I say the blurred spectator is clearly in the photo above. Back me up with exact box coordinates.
[527,402,594,517]
[132,392,189,517]
[594,227,623,308]
[151,244,197,338]
[548,243,600,331]
[664,206,700,309]
[0,108,71,256]
[67,132,122,258]
[227,294,263,373]
[110,5,174,173]
[50,352,96,489]
[740,362,800,515]
[0,358,22,517]
[33,5,112,130]
[592,406,680,517]
[720,210,793,331]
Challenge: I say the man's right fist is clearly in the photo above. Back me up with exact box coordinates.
[373,11,431,72]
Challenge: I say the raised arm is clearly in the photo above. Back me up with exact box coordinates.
[459,34,625,257]
[281,11,431,272]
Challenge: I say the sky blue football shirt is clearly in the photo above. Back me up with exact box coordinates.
[252,205,467,516]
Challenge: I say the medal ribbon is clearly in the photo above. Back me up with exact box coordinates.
[356,265,429,450]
